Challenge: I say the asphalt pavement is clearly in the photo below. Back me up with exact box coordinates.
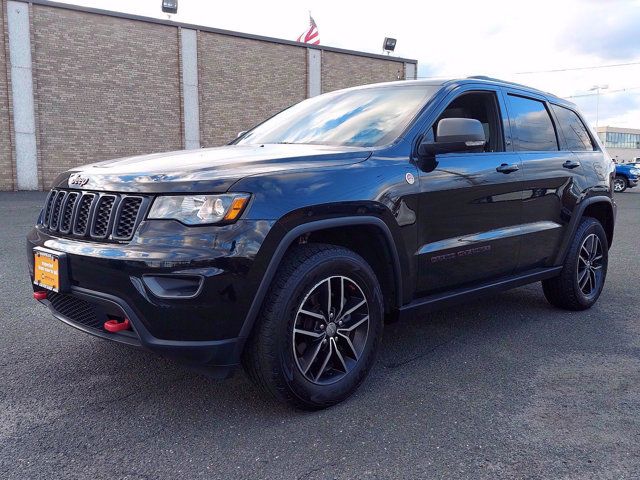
[1,191,639,479]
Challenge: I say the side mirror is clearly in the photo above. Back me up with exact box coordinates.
[418,118,486,158]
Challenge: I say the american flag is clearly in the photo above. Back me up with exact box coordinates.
[296,15,320,45]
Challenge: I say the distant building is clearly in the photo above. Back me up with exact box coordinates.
[596,126,640,163]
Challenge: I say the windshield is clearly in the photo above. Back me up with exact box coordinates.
[237,85,439,148]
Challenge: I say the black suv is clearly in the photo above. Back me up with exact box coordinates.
[28,77,616,409]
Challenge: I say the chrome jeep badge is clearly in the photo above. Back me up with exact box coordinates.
[68,173,90,187]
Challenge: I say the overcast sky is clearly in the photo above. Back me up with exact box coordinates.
[57,0,640,129]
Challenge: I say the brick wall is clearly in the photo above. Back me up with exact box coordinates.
[0,3,12,190]
[198,33,306,147]
[321,51,405,93]
[31,5,182,188]
[0,0,416,190]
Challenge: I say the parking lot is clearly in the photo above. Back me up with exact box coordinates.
[1,191,639,479]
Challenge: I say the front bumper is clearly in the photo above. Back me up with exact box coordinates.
[35,286,241,377]
[627,177,638,188]
[27,218,275,376]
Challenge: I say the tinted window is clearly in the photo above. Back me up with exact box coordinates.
[508,95,558,151]
[552,105,595,151]
[237,85,439,148]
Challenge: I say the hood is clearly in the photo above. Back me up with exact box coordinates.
[54,144,371,193]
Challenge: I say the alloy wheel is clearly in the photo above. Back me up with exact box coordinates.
[292,275,369,385]
[576,233,604,297]
[613,178,625,192]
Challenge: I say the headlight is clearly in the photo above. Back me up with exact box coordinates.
[148,194,250,225]
[630,168,640,176]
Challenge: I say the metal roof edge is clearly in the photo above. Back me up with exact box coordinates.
[25,0,418,64]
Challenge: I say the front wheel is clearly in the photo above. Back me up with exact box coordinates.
[613,175,627,193]
[242,244,384,409]
[542,217,608,311]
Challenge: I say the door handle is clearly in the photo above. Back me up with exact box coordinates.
[496,163,519,174]
[563,160,581,169]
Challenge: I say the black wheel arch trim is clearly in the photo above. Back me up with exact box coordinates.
[553,195,615,265]
[235,216,403,355]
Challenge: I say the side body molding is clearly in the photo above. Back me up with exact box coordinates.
[235,216,403,354]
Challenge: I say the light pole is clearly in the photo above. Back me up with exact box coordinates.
[589,84,608,128]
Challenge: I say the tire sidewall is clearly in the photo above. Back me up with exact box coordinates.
[272,251,383,407]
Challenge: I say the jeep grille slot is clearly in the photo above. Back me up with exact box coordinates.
[39,189,150,243]
[42,190,56,226]
[73,193,95,236]
[59,192,79,233]
[113,197,143,240]
[49,191,66,230]
[91,195,116,238]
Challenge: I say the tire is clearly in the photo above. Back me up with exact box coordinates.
[542,217,608,311]
[242,243,384,410]
[613,175,627,193]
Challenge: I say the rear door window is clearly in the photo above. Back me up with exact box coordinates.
[508,95,558,151]
[551,104,596,151]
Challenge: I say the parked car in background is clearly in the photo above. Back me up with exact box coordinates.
[614,163,640,192]
[28,77,616,409]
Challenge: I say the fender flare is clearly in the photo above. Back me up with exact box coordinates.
[553,195,615,265]
[234,216,403,352]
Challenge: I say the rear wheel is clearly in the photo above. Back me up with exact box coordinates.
[613,175,627,192]
[542,217,608,310]
[242,244,384,409]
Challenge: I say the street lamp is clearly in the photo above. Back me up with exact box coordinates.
[589,84,608,128]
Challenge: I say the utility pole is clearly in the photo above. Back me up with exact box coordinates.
[589,84,608,128]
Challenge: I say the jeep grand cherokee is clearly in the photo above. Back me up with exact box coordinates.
[28,77,616,409]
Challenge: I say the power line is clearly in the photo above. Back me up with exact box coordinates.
[514,61,640,75]
[566,86,640,98]
[415,60,640,80]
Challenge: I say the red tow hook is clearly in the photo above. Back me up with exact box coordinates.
[34,291,48,300]
[104,318,131,333]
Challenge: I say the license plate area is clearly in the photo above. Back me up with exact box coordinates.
[33,247,69,293]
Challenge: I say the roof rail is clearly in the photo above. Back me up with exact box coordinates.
[466,75,559,99]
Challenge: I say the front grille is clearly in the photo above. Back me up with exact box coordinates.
[40,189,149,242]
[48,291,102,331]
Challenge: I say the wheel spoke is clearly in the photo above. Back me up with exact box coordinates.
[299,308,325,321]
[590,236,600,258]
[336,277,345,319]
[579,269,590,289]
[336,331,359,360]
[301,339,325,375]
[578,268,588,283]
[332,338,348,372]
[581,245,590,259]
[589,269,597,293]
[326,278,332,316]
[294,328,325,339]
[314,342,333,382]
[340,299,366,319]
[339,315,369,333]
